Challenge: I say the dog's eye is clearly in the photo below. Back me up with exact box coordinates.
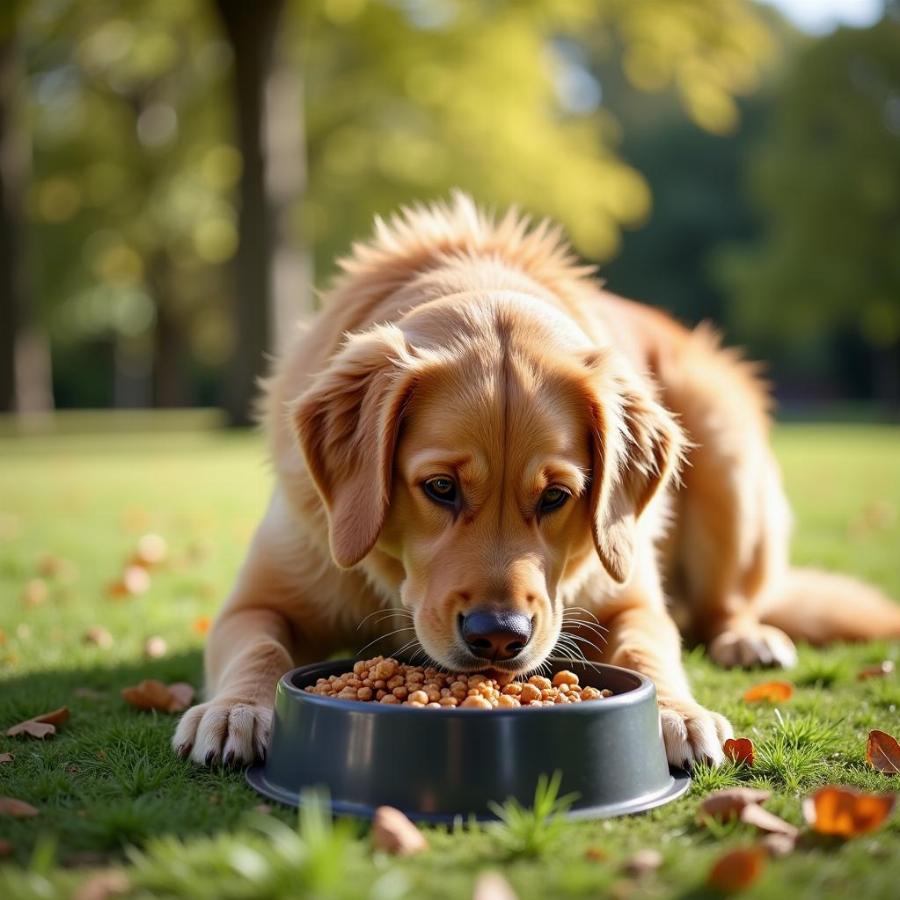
[422,477,457,507]
[539,486,570,515]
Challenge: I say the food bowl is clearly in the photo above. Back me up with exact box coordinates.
[246,657,689,822]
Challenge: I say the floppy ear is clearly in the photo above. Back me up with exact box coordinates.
[291,325,417,569]
[583,357,685,585]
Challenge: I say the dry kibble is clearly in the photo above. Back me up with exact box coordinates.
[302,657,613,708]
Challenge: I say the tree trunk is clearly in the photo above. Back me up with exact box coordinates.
[0,20,53,415]
[216,0,278,426]
[216,0,310,426]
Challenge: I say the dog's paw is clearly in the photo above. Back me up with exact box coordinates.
[658,698,733,768]
[172,699,272,767]
[708,623,797,669]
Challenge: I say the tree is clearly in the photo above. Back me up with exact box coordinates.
[0,3,52,415]
[719,14,900,407]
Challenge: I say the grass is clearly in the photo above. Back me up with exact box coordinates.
[1,422,899,898]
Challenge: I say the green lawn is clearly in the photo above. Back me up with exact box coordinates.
[1,422,899,899]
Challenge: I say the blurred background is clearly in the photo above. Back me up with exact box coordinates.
[1,0,898,427]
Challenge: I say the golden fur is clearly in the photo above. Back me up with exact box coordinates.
[173,193,900,768]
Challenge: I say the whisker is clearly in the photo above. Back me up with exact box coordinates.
[355,627,417,658]
[561,605,601,625]
[356,608,413,631]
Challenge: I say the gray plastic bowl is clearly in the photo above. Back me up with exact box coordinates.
[246,657,689,822]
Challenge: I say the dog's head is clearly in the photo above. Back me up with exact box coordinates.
[293,294,683,675]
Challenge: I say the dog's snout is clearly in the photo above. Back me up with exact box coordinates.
[460,609,532,661]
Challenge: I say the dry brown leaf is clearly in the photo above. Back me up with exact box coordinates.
[133,534,167,568]
[0,837,12,857]
[0,752,13,764]
[6,706,69,738]
[22,578,48,607]
[82,627,114,649]
[708,847,766,893]
[866,730,900,775]
[857,661,895,681]
[371,805,428,856]
[74,687,105,700]
[760,833,797,858]
[193,615,212,635]
[802,786,896,837]
[143,636,167,658]
[723,737,755,766]
[623,848,663,876]
[121,680,194,713]
[743,681,793,703]
[0,796,39,817]
[697,787,771,822]
[739,803,799,837]
[585,846,607,861]
[106,565,151,599]
[472,872,518,900]
[72,870,130,900]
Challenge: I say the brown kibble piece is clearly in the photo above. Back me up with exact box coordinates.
[552,670,579,687]
[461,695,492,709]
[372,805,428,856]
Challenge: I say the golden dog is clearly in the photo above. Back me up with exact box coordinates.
[173,194,900,768]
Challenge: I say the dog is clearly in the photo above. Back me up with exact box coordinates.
[173,193,900,768]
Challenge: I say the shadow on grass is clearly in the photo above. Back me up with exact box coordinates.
[0,651,292,866]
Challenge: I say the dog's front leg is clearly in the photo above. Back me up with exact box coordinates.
[172,603,295,767]
[599,590,733,768]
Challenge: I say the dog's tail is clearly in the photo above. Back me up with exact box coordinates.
[759,567,900,644]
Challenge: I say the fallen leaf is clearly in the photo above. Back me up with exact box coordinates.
[82,627,114,649]
[193,615,212,635]
[133,534,167,568]
[74,687,105,700]
[708,847,766,893]
[867,730,900,775]
[0,797,39,817]
[6,707,69,738]
[143,635,167,658]
[760,832,797,858]
[585,846,607,862]
[35,553,64,577]
[0,752,12,764]
[623,848,663,876]
[371,805,428,856]
[802,786,896,837]
[857,661,894,681]
[743,681,793,703]
[472,872,518,900]
[106,565,151,599]
[697,787,772,822]
[739,803,799,838]
[0,837,12,857]
[121,680,194,713]
[724,737,755,766]
[72,870,130,900]
[22,578,48,607]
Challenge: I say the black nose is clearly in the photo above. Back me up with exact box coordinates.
[460,609,532,661]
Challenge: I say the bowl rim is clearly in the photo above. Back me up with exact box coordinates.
[278,656,656,717]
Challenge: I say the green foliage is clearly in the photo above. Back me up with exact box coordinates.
[719,15,900,400]
[487,771,578,857]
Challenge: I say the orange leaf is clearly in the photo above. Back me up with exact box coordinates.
[802,786,896,837]
[723,737,755,766]
[857,661,894,681]
[0,796,39,817]
[6,707,69,738]
[742,681,793,703]
[866,730,900,775]
[707,847,765,893]
[698,787,771,822]
[121,680,194,713]
[193,615,212,635]
[0,837,12,857]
